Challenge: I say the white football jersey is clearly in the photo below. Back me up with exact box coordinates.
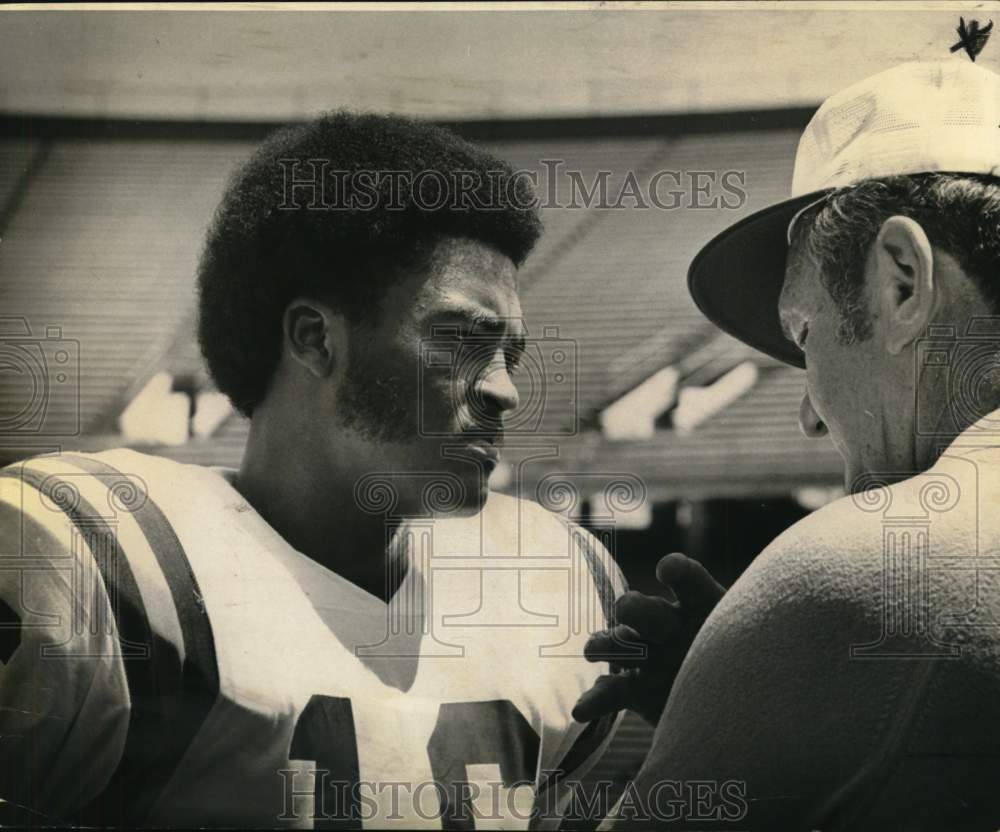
[0,449,626,828]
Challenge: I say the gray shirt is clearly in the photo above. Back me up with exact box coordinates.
[606,416,1000,830]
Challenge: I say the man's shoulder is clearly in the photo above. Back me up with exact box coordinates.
[731,493,885,614]
[675,456,1000,829]
[1,447,229,507]
[708,456,992,662]
[482,491,620,562]
[2,446,202,480]
[482,488,559,519]
[476,490,626,600]
[744,452,984,592]
[477,490,574,541]
[486,489,610,533]
[0,447,236,572]
[696,486,901,659]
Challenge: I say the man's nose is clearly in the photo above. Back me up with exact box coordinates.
[799,391,828,438]
[475,360,520,415]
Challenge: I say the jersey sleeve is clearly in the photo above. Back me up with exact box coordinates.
[534,517,629,829]
[0,466,129,825]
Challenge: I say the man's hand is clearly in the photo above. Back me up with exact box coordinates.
[572,552,725,727]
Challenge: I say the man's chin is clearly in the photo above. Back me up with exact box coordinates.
[455,470,491,515]
[422,464,490,518]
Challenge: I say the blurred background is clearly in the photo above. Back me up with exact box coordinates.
[1,4,995,820]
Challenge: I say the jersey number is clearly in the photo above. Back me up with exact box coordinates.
[290,695,540,830]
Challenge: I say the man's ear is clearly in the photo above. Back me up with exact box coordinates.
[283,298,350,381]
[874,215,935,356]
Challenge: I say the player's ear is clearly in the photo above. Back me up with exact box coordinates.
[283,297,350,381]
[874,215,935,356]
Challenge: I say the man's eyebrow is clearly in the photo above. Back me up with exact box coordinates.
[428,304,515,337]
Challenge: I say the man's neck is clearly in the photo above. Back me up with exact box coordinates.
[235,417,403,603]
[915,389,1000,470]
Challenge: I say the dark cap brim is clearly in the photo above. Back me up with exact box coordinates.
[687,191,829,369]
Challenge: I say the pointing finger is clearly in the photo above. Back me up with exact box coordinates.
[655,552,726,611]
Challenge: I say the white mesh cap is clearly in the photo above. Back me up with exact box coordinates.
[792,59,1000,196]
[688,58,1000,369]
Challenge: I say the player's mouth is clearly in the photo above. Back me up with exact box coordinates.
[464,440,500,465]
[456,430,502,468]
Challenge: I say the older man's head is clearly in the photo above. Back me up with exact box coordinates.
[780,173,1000,488]
[687,59,1000,491]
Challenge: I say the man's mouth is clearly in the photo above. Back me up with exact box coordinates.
[463,439,500,464]
[458,429,502,466]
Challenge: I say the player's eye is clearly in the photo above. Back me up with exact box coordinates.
[505,345,524,374]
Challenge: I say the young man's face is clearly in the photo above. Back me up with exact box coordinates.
[334,236,525,514]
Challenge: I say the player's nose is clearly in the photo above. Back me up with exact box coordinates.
[477,361,520,414]
[798,390,828,438]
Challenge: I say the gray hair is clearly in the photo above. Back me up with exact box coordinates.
[788,173,1000,344]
